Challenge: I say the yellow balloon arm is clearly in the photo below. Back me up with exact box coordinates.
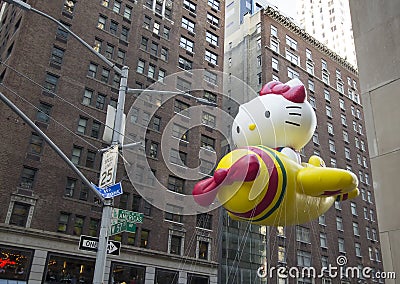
[296,166,359,197]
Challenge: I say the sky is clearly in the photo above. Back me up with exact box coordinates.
[266,0,298,20]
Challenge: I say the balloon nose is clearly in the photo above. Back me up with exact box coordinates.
[249,124,256,131]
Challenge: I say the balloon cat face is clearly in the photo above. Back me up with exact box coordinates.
[232,78,317,150]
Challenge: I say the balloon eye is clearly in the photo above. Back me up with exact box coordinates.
[265,111,270,118]
[236,126,240,133]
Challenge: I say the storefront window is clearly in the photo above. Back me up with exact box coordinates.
[0,245,33,283]
[44,253,94,283]
[187,274,209,284]
[154,269,178,284]
[110,262,145,284]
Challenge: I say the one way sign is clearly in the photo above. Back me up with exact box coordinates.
[78,235,121,256]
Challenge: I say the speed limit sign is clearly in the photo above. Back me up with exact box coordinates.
[99,145,118,188]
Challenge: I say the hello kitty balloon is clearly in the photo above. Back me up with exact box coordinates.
[193,79,359,226]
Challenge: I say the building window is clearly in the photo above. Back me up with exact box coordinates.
[312,132,319,144]
[345,148,351,160]
[183,0,196,13]
[272,57,279,71]
[96,94,106,110]
[351,202,357,215]
[206,13,219,27]
[149,142,158,158]
[153,22,160,35]
[206,31,218,46]
[170,149,187,166]
[147,64,156,79]
[324,89,331,101]
[286,35,297,50]
[176,77,192,93]
[270,38,279,53]
[63,0,76,13]
[57,213,70,233]
[158,69,166,82]
[370,209,375,221]
[116,49,126,65]
[88,63,97,78]
[306,61,314,75]
[88,219,99,237]
[80,184,89,201]
[169,235,182,255]
[109,21,118,35]
[196,213,212,230]
[155,269,178,284]
[208,0,220,10]
[329,139,336,153]
[296,226,310,243]
[44,73,59,92]
[178,56,193,71]
[140,229,149,248]
[343,130,349,143]
[338,238,345,253]
[202,112,216,127]
[182,17,195,32]
[165,204,183,223]
[56,22,70,40]
[150,42,158,56]
[137,60,145,74]
[330,158,337,168]
[163,26,171,39]
[167,175,185,193]
[85,150,96,168]
[160,47,169,62]
[308,80,314,92]
[19,166,37,190]
[172,123,188,141]
[320,233,327,248]
[287,67,299,79]
[309,96,316,108]
[204,91,217,104]
[9,202,30,227]
[90,121,101,139]
[50,46,64,65]
[326,105,332,118]
[71,146,82,165]
[65,178,76,197]
[28,132,44,155]
[271,25,278,37]
[322,71,330,85]
[124,6,132,19]
[336,216,343,231]
[205,50,218,65]
[327,122,334,135]
[77,117,88,135]
[97,15,107,30]
[73,216,84,236]
[174,100,190,116]
[201,135,215,151]
[143,15,151,29]
[353,222,359,236]
[198,240,209,260]
[286,49,299,65]
[355,243,361,257]
[100,68,110,83]
[121,26,129,41]
[180,36,194,52]
[36,102,52,123]
[204,70,218,85]
[297,250,311,267]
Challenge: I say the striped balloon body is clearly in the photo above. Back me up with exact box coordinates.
[216,146,335,226]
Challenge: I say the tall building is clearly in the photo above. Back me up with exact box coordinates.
[297,0,357,67]
[225,0,269,36]
[349,1,400,283]
[0,0,225,283]
[224,5,383,283]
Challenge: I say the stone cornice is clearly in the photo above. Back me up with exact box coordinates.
[264,6,358,75]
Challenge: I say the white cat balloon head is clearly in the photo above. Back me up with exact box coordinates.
[232,79,317,150]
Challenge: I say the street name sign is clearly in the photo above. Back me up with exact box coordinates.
[99,145,118,188]
[109,208,143,236]
[78,235,121,255]
[92,182,123,199]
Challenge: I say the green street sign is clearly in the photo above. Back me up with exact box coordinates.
[112,208,144,223]
[126,222,136,233]
[110,220,126,236]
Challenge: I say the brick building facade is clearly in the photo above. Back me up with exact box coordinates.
[222,6,383,284]
[0,0,225,283]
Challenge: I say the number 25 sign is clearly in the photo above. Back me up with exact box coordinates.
[99,145,118,188]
